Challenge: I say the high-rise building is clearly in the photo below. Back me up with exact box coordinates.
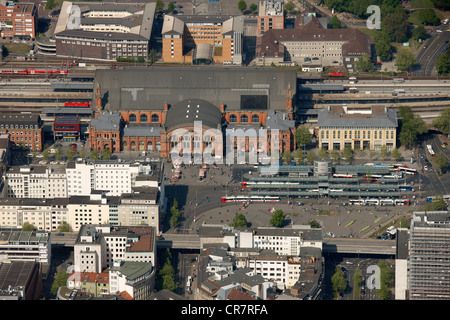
[408,210,450,300]
[257,0,284,36]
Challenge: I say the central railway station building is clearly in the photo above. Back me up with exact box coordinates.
[88,67,298,159]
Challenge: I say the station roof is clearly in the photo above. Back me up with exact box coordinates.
[94,67,297,112]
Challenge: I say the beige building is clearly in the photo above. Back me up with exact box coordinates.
[317,106,398,151]
[161,14,244,65]
[256,13,371,70]
[5,165,67,199]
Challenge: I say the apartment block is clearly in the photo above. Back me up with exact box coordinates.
[66,159,163,197]
[0,0,38,38]
[72,224,156,299]
[5,165,67,199]
[199,224,323,255]
[408,211,450,300]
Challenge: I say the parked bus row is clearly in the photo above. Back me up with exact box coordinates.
[349,199,410,206]
[426,195,450,202]
[221,196,280,203]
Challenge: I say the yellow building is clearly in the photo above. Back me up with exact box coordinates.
[317,106,397,151]
[161,14,244,65]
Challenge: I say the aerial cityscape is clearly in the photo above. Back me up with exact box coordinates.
[0,0,449,307]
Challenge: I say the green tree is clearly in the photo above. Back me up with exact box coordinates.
[331,150,340,164]
[89,149,100,160]
[22,221,34,231]
[45,0,56,10]
[148,49,157,65]
[56,221,71,232]
[433,153,448,173]
[54,147,63,160]
[66,148,77,161]
[395,48,417,72]
[238,0,247,13]
[285,1,296,12]
[391,147,401,160]
[230,213,248,228]
[51,270,69,295]
[431,0,450,10]
[342,146,353,163]
[355,54,373,72]
[375,32,393,61]
[432,107,450,133]
[102,148,112,160]
[157,260,177,291]
[155,0,164,11]
[318,147,329,159]
[377,261,394,300]
[295,126,312,150]
[43,148,50,160]
[330,15,342,29]
[270,209,285,227]
[426,195,448,210]
[309,219,321,228]
[380,145,388,160]
[436,52,450,75]
[397,106,428,148]
[382,9,409,43]
[282,151,292,164]
[250,3,258,12]
[169,198,180,228]
[306,150,316,164]
[168,2,175,12]
[412,24,427,42]
[419,8,440,25]
[331,266,347,298]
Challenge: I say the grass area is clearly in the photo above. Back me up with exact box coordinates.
[3,43,31,54]
[410,0,434,9]
[356,27,380,40]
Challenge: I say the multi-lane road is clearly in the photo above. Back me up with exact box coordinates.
[414,25,450,77]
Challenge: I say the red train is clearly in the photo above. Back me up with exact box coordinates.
[64,102,92,107]
[0,68,68,75]
[329,72,344,77]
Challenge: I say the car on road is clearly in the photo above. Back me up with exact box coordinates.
[420,154,424,159]
[296,202,304,206]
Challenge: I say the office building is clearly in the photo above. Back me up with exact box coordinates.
[0,114,44,151]
[257,0,284,35]
[53,1,155,61]
[162,14,244,65]
[317,105,397,151]
[0,0,38,38]
[256,13,371,69]
[0,228,51,263]
[408,211,450,300]
[5,165,67,199]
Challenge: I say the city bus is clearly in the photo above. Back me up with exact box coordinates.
[395,199,410,206]
[380,199,394,206]
[365,199,380,206]
[397,167,417,175]
[264,196,280,202]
